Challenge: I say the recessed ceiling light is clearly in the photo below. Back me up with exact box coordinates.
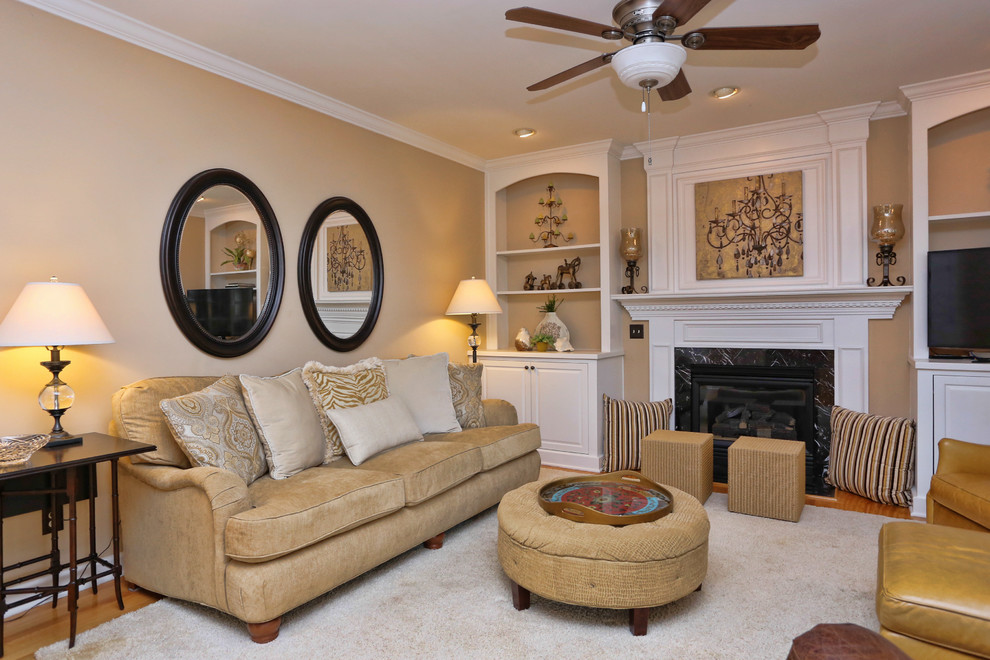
[712,86,740,100]
[514,128,536,138]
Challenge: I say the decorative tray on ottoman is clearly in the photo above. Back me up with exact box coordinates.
[537,470,673,526]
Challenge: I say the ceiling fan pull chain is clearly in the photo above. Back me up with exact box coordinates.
[641,86,647,113]
[647,85,653,167]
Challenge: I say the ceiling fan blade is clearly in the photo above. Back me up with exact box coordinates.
[684,25,821,50]
[506,7,623,39]
[652,0,713,27]
[527,52,615,91]
[657,69,691,101]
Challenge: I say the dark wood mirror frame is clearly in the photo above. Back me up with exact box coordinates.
[160,168,285,358]
[298,196,383,352]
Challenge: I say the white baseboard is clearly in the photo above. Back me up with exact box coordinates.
[537,448,602,473]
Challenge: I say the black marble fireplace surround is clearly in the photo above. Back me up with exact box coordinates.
[674,348,835,495]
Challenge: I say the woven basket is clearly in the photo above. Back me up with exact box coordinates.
[0,434,50,466]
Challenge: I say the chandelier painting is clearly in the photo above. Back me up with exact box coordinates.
[326,224,368,291]
[695,171,804,280]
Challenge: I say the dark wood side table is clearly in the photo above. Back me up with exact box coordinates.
[0,433,154,655]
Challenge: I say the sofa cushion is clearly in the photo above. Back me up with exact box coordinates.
[447,362,486,429]
[877,521,990,658]
[240,369,326,480]
[302,358,390,463]
[328,397,423,465]
[226,466,405,563]
[111,376,220,467]
[159,375,268,485]
[384,353,462,434]
[427,424,540,471]
[930,472,990,530]
[343,440,482,505]
[827,406,916,507]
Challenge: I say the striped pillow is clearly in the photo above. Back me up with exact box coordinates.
[826,405,916,506]
[602,395,672,472]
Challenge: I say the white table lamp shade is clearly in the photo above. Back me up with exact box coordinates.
[446,278,502,316]
[0,280,114,347]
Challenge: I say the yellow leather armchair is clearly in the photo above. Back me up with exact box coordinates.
[928,437,990,532]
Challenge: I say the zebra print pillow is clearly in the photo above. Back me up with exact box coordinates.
[601,395,672,472]
[302,358,390,463]
[826,405,916,506]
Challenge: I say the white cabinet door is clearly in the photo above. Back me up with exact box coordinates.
[481,360,532,422]
[531,361,589,455]
[933,374,990,447]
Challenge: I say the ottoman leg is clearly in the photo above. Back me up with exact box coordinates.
[629,608,649,636]
[510,581,530,611]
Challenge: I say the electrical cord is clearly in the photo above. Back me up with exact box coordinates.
[3,537,115,622]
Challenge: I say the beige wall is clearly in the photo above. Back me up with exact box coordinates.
[0,2,482,573]
[619,158,650,400]
[866,116,913,418]
[616,117,915,416]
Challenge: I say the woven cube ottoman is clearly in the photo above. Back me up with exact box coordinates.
[641,429,713,504]
[497,479,709,636]
[728,436,805,522]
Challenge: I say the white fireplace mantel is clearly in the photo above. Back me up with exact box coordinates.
[618,287,912,414]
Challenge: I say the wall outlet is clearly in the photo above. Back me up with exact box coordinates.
[629,324,644,339]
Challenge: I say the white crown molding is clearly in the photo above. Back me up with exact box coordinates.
[484,139,623,172]
[871,100,908,120]
[17,0,487,171]
[899,67,990,103]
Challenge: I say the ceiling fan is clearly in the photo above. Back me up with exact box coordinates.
[506,0,821,101]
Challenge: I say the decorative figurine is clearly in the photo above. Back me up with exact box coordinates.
[554,337,574,352]
[515,328,532,351]
[523,272,536,291]
[554,256,582,289]
[538,274,553,290]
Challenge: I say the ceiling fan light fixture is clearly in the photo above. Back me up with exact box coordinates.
[514,128,536,138]
[611,41,686,90]
[712,86,739,100]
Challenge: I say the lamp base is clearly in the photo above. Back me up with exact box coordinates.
[45,434,83,448]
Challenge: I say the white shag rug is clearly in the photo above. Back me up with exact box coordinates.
[37,492,909,660]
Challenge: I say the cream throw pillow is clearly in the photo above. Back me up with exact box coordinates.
[302,358,390,463]
[327,396,424,465]
[448,362,486,429]
[240,369,325,480]
[384,353,462,434]
[159,375,267,484]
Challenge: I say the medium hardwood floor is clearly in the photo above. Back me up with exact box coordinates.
[6,473,916,657]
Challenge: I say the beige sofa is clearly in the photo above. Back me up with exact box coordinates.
[110,376,541,643]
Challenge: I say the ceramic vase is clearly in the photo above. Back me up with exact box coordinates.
[534,311,569,345]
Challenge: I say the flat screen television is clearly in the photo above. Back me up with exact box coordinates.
[928,247,990,352]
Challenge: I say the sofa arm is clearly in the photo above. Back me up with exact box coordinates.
[119,459,252,613]
[483,399,518,427]
[936,438,990,476]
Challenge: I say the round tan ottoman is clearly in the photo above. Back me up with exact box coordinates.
[497,479,709,636]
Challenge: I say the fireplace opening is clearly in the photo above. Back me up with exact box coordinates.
[689,364,819,492]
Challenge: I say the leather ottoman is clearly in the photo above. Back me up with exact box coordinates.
[876,521,990,659]
[788,623,910,659]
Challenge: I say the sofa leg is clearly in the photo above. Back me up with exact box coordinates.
[423,532,445,549]
[247,617,281,643]
[629,608,649,636]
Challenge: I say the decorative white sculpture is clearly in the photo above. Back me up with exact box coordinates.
[514,328,531,351]
[554,337,574,352]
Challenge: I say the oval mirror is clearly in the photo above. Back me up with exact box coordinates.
[298,197,383,351]
[161,169,284,357]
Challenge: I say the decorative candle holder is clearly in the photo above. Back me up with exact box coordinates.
[620,228,647,294]
[867,203,906,287]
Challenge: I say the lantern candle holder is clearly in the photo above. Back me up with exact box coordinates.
[620,228,647,294]
[867,203,906,287]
